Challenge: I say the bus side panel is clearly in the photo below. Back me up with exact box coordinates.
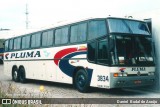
[27,61,45,80]
[89,64,110,88]
[3,51,19,78]
[3,61,12,77]
[44,61,57,82]
[53,45,87,84]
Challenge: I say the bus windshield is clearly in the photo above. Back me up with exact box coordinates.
[107,18,150,35]
[109,35,154,66]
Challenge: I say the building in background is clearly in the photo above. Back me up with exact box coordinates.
[0,39,4,64]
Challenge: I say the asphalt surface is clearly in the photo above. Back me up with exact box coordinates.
[0,65,160,107]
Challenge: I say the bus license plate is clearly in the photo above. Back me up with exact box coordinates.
[134,80,141,84]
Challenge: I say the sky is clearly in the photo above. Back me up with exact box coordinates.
[0,0,160,30]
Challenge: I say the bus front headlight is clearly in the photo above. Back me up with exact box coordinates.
[118,73,123,77]
[122,73,127,77]
[148,72,154,76]
[114,73,128,77]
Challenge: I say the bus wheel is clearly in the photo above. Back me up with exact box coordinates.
[74,69,89,93]
[19,67,26,83]
[12,67,19,82]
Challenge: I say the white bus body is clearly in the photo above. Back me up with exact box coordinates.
[4,17,155,92]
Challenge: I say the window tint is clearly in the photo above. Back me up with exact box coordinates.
[22,35,30,49]
[31,33,41,48]
[55,27,68,45]
[9,39,13,50]
[107,19,150,35]
[14,38,21,50]
[71,23,87,43]
[88,20,107,40]
[97,39,108,64]
[42,30,54,47]
[87,42,96,62]
[5,40,9,51]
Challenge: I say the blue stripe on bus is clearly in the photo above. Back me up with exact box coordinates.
[59,51,93,85]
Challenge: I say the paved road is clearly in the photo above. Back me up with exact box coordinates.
[0,65,160,106]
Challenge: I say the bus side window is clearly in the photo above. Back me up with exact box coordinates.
[5,40,9,51]
[97,39,108,64]
[42,30,54,47]
[22,35,30,49]
[9,39,13,51]
[70,23,87,43]
[88,20,107,40]
[55,27,68,45]
[14,37,21,50]
[31,33,41,48]
[87,42,96,62]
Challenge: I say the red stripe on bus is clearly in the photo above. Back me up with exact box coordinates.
[54,48,77,65]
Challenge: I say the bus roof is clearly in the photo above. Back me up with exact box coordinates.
[3,16,145,40]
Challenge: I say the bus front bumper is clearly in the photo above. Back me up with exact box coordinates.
[110,75,155,88]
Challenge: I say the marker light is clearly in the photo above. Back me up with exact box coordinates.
[114,73,128,77]
[114,73,118,77]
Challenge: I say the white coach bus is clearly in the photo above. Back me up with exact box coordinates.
[4,17,155,92]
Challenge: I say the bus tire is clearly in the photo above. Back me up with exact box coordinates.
[19,67,26,83]
[12,67,20,82]
[74,69,89,93]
